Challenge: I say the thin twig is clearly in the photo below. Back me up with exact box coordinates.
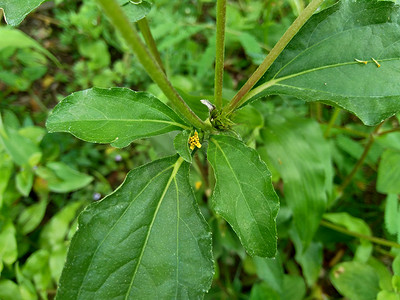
[321,219,400,249]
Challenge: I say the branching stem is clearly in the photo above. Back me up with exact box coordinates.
[95,0,209,130]
[223,0,325,116]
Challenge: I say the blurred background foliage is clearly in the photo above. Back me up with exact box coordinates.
[1,0,400,299]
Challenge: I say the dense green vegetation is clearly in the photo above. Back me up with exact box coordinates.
[1,0,400,299]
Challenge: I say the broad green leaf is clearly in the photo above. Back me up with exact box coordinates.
[118,0,152,23]
[46,88,189,148]
[250,0,400,125]
[56,156,213,299]
[368,257,394,292]
[39,201,84,250]
[0,152,13,208]
[0,221,17,265]
[384,194,400,239]
[207,135,279,257]
[249,283,280,300]
[16,167,34,197]
[259,113,332,248]
[174,130,192,163]
[0,27,60,65]
[253,256,284,293]
[324,212,372,262]
[280,275,306,300]
[36,162,93,193]
[0,280,23,300]
[0,115,42,167]
[294,240,323,287]
[0,0,46,26]
[22,250,51,297]
[330,261,380,300]
[378,149,400,194]
[377,291,400,300]
[18,198,48,235]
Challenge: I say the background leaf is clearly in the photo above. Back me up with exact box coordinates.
[258,112,332,248]
[118,0,152,23]
[324,212,372,262]
[378,149,400,194]
[56,156,213,299]
[250,0,400,125]
[207,135,279,257]
[46,88,189,148]
[330,261,380,300]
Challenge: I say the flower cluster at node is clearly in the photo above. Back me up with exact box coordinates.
[188,131,202,150]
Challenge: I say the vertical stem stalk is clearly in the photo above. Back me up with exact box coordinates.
[137,17,165,71]
[324,107,341,138]
[95,0,208,130]
[224,0,325,115]
[214,0,227,110]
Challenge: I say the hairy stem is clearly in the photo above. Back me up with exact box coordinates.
[321,219,400,249]
[214,0,227,110]
[95,0,208,130]
[137,17,164,71]
[337,123,384,195]
[224,0,325,115]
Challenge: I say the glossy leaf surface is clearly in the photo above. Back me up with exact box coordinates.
[207,135,279,257]
[251,0,400,125]
[46,88,189,148]
[56,155,213,299]
[259,113,332,248]
[0,0,46,26]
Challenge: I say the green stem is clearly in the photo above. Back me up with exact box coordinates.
[379,127,400,136]
[214,0,227,110]
[337,122,384,195]
[324,107,341,138]
[137,17,164,71]
[223,0,325,116]
[321,219,400,249]
[95,0,208,130]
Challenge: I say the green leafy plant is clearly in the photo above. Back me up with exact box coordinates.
[3,0,400,298]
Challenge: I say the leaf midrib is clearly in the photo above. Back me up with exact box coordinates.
[75,161,176,299]
[49,119,188,129]
[125,157,184,299]
[248,57,400,101]
[211,138,268,248]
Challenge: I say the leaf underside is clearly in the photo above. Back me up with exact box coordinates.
[207,135,279,257]
[46,88,188,148]
[56,155,213,300]
[251,0,400,125]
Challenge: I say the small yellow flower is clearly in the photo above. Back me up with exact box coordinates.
[188,131,202,150]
